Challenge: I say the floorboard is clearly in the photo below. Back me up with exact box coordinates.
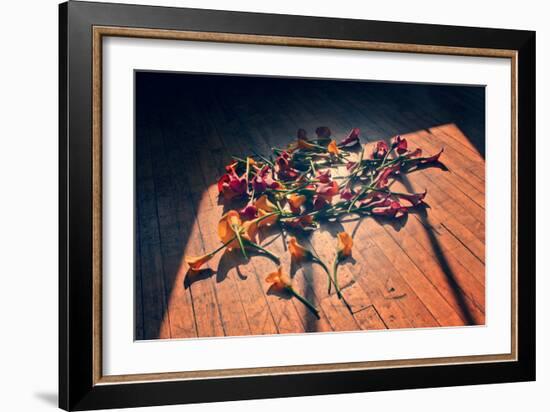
[135,73,486,339]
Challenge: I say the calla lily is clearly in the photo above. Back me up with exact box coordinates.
[217,165,247,200]
[312,195,329,210]
[421,148,444,163]
[375,164,401,188]
[286,214,317,230]
[218,210,246,250]
[185,220,246,271]
[332,232,353,298]
[313,180,339,209]
[339,128,361,147]
[316,180,339,198]
[266,266,293,289]
[256,208,279,227]
[371,200,409,218]
[327,140,340,155]
[287,236,340,297]
[360,192,391,208]
[340,186,356,201]
[336,232,353,258]
[288,236,312,261]
[252,165,281,193]
[316,169,332,183]
[287,194,306,213]
[396,190,427,206]
[218,209,279,261]
[185,253,215,271]
[275,151,300,181]
[254,194,278,213]
[372,141,389,159]
[266,266,320,318]
[392,135,408,155]
[239,204,258,220]
[406,148,444,168]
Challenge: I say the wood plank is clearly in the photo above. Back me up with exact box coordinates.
[392,152,486,244]
[148,113,199,339]
[340,218,441,329]
[136,133,171,339]
[354,305,388,330]
[391,170,486,263]
[381,220,485,324]
[361,217,466,326]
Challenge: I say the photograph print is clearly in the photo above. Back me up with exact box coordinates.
[135,71,486,341]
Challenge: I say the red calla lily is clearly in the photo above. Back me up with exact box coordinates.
[396,190,427,206]
[217,165,247,200]
[372,140,389,159]
[375,164,401,188]
[392,135,408,155]
[316,169,332,183]
[339,128,361,147]
[372,200,409,218]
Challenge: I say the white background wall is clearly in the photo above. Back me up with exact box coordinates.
[0,0,546,411]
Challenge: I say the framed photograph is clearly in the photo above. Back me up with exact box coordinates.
[59,1,535,410]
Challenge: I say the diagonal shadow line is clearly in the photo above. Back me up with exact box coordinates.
[303,265,320,332]
[399,174,476,326]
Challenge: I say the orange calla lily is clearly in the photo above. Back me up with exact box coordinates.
[287,194,306,211]
[336,232,353,257]
[331,232,353,301]
[327,140,340,155]
[256,208,279,228]
[266,266,320,318]
[217,209,280,262]
[218,210,242,249]
[185,253,214,271]
[265,266,293,290]
[254,195,278,212]
[288,236,311,261]
[242,219,259,243]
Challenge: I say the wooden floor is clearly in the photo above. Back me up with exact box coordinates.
[135,73,486,340]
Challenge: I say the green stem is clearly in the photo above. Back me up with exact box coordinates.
[252,211,280,225]
[332,258,340,297]
[210,235,238,256]
[347,185,370,213]
[232,225,248,259]
[309,159,317,175]
[286,286,320,319]
[313,256,341,297]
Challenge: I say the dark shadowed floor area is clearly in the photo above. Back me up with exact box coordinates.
[135,72,485,340]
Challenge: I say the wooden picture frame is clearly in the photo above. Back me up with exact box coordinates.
[59,1,535,410]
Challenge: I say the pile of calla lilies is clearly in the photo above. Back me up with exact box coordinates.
[185,127,443,318]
